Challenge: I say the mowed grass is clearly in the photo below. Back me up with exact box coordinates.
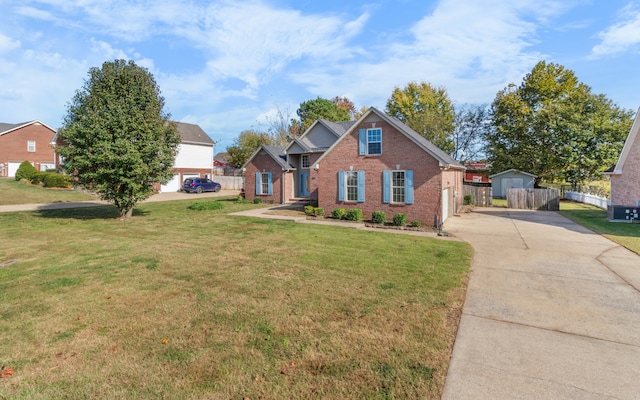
[0,177,96,205]
[0,198,471,399]
[559,201,640,254]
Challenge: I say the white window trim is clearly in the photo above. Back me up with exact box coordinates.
[367,128,382,155]
[391,170,406,204]
[27,140,36,152]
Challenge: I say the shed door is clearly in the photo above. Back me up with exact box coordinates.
[501,178,523,198]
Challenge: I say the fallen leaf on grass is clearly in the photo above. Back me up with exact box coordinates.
[111,345,118,352]
[1,366,14,378]
[162,338,169,345]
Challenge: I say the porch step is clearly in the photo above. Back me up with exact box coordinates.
[284,198,310,208]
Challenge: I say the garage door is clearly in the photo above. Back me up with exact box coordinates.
[8,162,21,178]
[160,174,181,193]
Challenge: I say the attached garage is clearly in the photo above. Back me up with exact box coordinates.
[7,162,21,178]
[160,174,181,193]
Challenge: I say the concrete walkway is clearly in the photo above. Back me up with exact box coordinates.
[0,189,239,213]
[442,208,640,399]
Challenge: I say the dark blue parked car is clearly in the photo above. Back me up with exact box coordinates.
[182,177,221,193]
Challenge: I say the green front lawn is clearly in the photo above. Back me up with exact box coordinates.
[0,177,96,205]
[559,201,640,254]
[0,199,471,399]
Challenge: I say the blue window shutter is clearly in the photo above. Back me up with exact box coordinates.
[267,172,273,195]
[357,170,365,202]
[358,129,366,155]
[338,170,344,201]
[255,172,261,195]
[383,170,390,203]
[405,170,414,204]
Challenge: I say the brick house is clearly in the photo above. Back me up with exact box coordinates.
[0,120,57,177]
[53,121,215,192]
[605,106,640,220]
[243,107,465,226]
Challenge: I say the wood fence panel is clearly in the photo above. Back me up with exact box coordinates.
[507,188,559,211]
[463,185,492,207]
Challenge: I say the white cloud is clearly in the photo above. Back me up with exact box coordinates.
[0,33,21,53]
[290,0,568,108]
[592,4,640,57]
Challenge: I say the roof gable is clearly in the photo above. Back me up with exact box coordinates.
[285,119,355,154]
[243,144,292,170]
[489,168,537,178]
[0,120,56,137]
[607,106,640,175]
[173,121,215,146]
[315,107,464,169]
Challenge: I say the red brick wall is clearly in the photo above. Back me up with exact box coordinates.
[244,150,286,204]
[317,119,454,226]
[0,123,56,176]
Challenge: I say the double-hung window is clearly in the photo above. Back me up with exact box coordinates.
[358,128,382,155]
[338,170,365,202]
[27,140,36,152]
[383,170,414,204]
[301,154,310,169]
[255,172,273,195]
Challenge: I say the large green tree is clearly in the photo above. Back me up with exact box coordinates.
[385,81,455,154]
[226,129,272,167]
[292,97,353,135]
[57,59,180,218]
[488,61,633,184]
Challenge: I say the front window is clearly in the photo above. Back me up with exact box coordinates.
[346,171,358,201]
[261,173,269,195]
[367,128,382,154]
[301,154,310,169]
[392,171,405,203]
[27,140,36,152]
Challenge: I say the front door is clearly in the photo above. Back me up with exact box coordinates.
[299,172,310,197]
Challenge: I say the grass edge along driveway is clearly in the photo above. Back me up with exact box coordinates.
[0,199,472,399]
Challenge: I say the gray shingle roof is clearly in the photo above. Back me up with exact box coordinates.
[262,145,292,169]
[173,121,215,146]
[0,121,36,135]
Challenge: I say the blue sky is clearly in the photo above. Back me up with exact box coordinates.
[1,0,639,153]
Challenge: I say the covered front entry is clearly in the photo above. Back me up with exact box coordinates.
[299,171,310,197]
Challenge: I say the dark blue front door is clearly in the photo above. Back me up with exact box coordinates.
[299,172,310,197]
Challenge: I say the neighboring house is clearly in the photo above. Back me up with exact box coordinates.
[489,169,537,198]
[159,122,215,192]
[214,152,231,167]
[464,162,491,184]
[0,120,56,177]
[243,107,465,226]
[605,106,640,220]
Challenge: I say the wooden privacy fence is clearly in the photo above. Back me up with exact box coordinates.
[507,188,560,211]
[463,184,492,207]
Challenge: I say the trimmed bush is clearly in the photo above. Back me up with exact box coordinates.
[371,211,386,224]
[15,161,38,182]
[331,208,346,220]
[253,197,263,204]
[409,220,421,228]
[42,172,73,188]
[345,208,363,221]
[29,171,47,185]
[304,205,315,216]
[188,201,225,211]
[393,213,407,226]
[463,194,474,205]
[313,207,325,217]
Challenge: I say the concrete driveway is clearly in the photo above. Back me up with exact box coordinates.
[441,208,640,399]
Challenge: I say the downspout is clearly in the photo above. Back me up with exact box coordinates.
[282,169,286,205]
